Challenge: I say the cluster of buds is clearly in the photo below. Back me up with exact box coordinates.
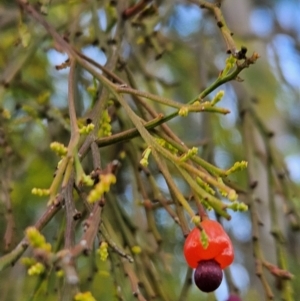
[26,227,52,252]
[156,138,178,154]
[226,161,248,175]
[97,241,109,261]
[79,123,95,135]
[179,147,198,162]
[50,141,68,157]
[98,110,112,137]
[31,188,50,196]
[87,173,116,203]
[74,291,96,301]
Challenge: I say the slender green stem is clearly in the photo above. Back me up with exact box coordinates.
[176,166,230,219]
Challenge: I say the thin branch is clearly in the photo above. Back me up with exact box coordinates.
[0,195,63,271]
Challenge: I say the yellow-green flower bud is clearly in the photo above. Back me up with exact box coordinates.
[56,269,64,278]
[191,215,201,225]
[140,147,152,167]
[74,291,96,301]
[98,110,112,137]
[31,188,50,196]
[87,174,116,203]
[131,245,142,254]
[178,106,189,117]
[21,257,36,267]
[222,55,236,76]
[97,241,109,261]
[79,123,95,135]
[227,202,248,212]
[211,90,225,106]
[50,142,68,157]
[226,160,248,175]
[228,189,238,202]
[180,147,198,162]
[28,262,45,276]
[81,174,94,187]
[196,177,215,195]
[25,227,52,252]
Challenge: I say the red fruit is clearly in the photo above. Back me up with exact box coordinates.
[184,219,234,269]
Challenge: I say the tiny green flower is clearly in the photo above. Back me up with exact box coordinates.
[222,55,236,76]
[21,257,36,267]
[31,188,50,196]
[81,174,94,186]
[227,201,248,212]
[140,147,152,167]
[131,245,142,254]
[178,106,189,117]
[226,160,248,175]
[191,215,201,225]
[28,262,45,276]
[26,227,52,252]
[211,90,225,106]
[97,241,109,261]
[74,291,96,301]
[179,147,198,162]
[87,174,116,203]
[50,142,68,157]
[79,123,95,135]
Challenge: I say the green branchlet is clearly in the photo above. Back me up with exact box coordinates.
[221,55,236,77]
[50,142,68,157]
[196,177,215,195]
[156,138,178,154]
[202,200,213,211]
[140,147,152,167]
[74,152,93,186]
[216,177,238,201]
[226,160,248,175]
[97,242,109,261]
[74,291,97,301]
[227,202,248,212]
[211,90,225,106]
[87,174,116,203]
[179,147,198,162]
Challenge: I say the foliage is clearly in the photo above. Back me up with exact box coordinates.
[0,1,300,301]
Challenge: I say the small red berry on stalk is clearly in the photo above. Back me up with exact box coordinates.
[226,294,242,301]
[183,219,234,293]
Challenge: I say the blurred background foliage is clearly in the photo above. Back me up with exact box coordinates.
[0,0,300,301]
